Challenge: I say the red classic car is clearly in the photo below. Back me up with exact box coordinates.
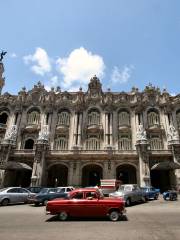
[46,188,126,221]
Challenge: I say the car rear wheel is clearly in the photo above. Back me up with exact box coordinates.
[125,198,131,207]
[1,198,9,206]
[109,211,119,222]
[58,211,68,221]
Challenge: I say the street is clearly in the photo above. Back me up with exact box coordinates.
[0,197,180,240]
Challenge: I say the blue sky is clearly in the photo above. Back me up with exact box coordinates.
[1,0,180,94]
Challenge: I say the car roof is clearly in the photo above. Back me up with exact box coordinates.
[70,188,97,194]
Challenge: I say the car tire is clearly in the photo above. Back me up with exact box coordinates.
[34,202,40,206]
[141,196,146,203]
[1,198,9,206]
[125,198,131,207]
[109,211,119,222]
[58,211,68,221]
[43,200,48,206]
[154,194,158,200]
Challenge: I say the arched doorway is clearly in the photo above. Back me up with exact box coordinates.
[24,139,34,149]
[150,170,171,193]
[82,164,103,187]
[47,164,68,187]
[116,164,137,184]
[3,162,32,187]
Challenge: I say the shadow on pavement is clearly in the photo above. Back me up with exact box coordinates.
[45,214,128,222]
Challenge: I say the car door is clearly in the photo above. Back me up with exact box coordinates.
[84,192,102,217]
[7,188,21,203]
[19,188,29,202]
[68,192,87,217]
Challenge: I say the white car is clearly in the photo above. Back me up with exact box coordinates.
[57,186,74,193]
[109,184,146,206]
[0,187,34,206]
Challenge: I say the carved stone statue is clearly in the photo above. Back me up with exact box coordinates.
[136,124,147,141]
[37,125,49,142]
[4,125,17,143]
[0,51,7,62]
[167,124,179,142]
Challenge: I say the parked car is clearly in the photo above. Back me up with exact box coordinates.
[46,188,126,221]
[57,186,74,193]
[28,187,69,206]
[141,187,160,200]
[163,190,178,201]
[109,184,146,206]
[0,187,34,206]
[26,186,43,194]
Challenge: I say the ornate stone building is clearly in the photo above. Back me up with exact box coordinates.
[0,60,180,192]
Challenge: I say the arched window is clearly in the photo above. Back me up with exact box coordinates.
[27,110,40,125]
[0,112,8,125]
[57,111,70,126]
[118,110,130,126]
[150,135,163,150]
[86,136,100,150]
[88,109,100,125]
[54,135,68,150]
[147,109,160,127]
[24,139,34,149]
[176,110,180,128]
[118,133,132,150]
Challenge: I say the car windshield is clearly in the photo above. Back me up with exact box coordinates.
[39,188,49,194]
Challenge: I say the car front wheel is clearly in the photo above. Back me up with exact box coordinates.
[1,198,9,206]
[109,211,119,222]
[58,211,68,221]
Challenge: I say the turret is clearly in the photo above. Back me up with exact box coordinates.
[0,51,7,95]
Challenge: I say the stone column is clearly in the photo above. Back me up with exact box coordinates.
[73,113,78,146]
[110,113,113,145]
[77,113,82,147]
[31,141,49,187]
[171,144,180,188]
[131,111,136,150]
[68,161,74,185]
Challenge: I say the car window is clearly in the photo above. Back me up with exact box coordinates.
[124,186,132,191]
[67,188,72,192]
[7,188,20,193]
[71,192,83,199]
[20,188,29,193]
[39,188,48,194]
[48,188,58,193]
[85,192,97,199]
[59,188,65,193]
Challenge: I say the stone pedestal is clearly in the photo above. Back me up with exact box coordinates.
[0,143,14,187]
[170,143,180,188]
[136,140,151,187]
[31,140,49,187]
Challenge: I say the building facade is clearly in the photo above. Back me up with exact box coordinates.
[0,61,180,192]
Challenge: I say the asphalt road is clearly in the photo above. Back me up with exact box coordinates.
[0,196,180,240]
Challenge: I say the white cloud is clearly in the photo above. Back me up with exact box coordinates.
[45,75,59,91]
[56,47,105,89]
[111,65,134,84]
[9,53,17,58]
[23,47,51,76]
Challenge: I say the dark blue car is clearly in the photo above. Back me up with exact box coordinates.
[28,188,68,206]
[141,187,160,200]
[163,190,178,201]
